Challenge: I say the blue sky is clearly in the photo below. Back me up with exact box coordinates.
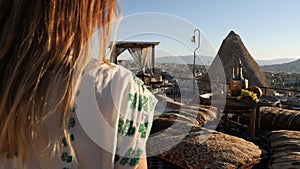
[116,0,300,60]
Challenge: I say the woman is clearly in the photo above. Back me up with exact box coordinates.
[0,0,156,168]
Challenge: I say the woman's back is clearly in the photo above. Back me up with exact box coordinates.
[0,61,157,169]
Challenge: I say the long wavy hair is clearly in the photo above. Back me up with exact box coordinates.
[0,0,119,166]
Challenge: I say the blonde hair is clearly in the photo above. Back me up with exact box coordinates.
[0,0,119,166]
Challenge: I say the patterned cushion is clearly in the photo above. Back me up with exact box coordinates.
[260,107,300,131]
[151,105,218,135]
[268,130,300,169]
[152,128,262,169]
[148,108,262,169]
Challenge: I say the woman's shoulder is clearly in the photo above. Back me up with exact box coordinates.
[86,59,134,80]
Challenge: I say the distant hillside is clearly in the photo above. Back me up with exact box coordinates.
[119,55,299,73]
[155,55,214,65]
[256,58,297,66]
[261,59,300,73]
[154,55,297,66]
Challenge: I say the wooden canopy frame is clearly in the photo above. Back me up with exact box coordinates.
[109,41,160,73]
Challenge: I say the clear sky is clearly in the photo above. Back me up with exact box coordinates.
[116,0,300,60]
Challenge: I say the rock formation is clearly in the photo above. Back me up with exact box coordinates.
[198,31,270,94]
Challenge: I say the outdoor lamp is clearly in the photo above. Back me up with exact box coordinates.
[191,29,200,93]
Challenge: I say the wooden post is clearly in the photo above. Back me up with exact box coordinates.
[255,107,260,130]
[249,108,256,139]
[152,45,155,75]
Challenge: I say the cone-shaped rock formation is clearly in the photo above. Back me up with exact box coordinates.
[198,31,270,93]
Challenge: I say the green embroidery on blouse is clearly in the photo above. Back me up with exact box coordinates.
[139,123,146,138]
[115,148,143,166]
[61,152,73,163]
[136,149,143,156]
[118,117,151,138]
[62,134,75,147]
[127,125,136,136]
[149,96,156,112]
[132,74,143,86]
[62,90,79,168]
[139,122,150,138]
[140,132,147,138]
[118,118,137,137]
[129,158,140,166]
[70,134,75,141]
[62,138,68,147]
[128,93,152,112]
[61,115,76,167]
[118,118,124,134]
[68,117,76,129]
[120,156,130,165]
[128,93,137,109]
[138,123,145,132]
[114,154,120,163]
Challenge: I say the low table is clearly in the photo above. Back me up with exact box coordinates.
[200,93,279,138]
[224,98,272,138]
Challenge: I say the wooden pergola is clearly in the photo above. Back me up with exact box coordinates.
[109,41,160,73]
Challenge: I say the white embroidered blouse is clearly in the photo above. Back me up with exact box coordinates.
[0,61,157,169]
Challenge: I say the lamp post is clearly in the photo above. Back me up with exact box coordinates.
[191,29,200,94]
